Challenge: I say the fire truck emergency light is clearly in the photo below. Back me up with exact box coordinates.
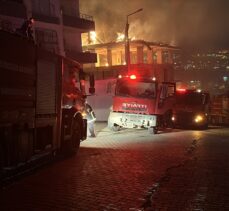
[130,75,136,79]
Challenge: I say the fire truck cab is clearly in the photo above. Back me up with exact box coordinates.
[108,74,176,134]
[171,89,210,129]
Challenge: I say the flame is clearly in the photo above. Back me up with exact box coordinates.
[116,32,137,42]
[82,31,98,45]
[90,31,97,43]
[116,33,125,42]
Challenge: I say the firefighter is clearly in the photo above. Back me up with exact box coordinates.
[16,17,34,41]
[85,103,96,137]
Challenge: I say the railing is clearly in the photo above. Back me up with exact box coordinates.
[61,8,93,21]
[80,13,93,21]
[0,18,20,33]
[0,18,61,54]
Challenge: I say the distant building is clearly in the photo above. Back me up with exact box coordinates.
[0,0,96,64]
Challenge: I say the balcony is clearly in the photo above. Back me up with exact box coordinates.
[0,1,26,18]
[65,50,97,64]
[62,13,95,32]
[32,13,60,24]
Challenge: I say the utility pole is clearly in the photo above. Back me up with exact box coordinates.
[125,8,143,73]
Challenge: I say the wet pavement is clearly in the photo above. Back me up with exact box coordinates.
[144,128,229,211]
[0,123,228,211]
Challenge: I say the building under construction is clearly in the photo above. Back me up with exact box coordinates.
[83,39,181,82]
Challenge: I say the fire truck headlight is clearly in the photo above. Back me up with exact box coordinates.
[194,115,204,123]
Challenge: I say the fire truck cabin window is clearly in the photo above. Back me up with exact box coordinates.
[116,79,156,98]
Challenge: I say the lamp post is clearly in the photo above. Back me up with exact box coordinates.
[125,8,143,73]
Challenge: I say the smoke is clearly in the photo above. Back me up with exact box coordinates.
[80,0,229,51]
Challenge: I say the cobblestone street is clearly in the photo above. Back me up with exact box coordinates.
[0,123,228,211]
[144,129,229,211]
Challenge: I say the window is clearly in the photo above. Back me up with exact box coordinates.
[176,93,206,106]
[160,83,175,99]
[116,79,156,99]
[153,52,157,63]
[143,51,147,64]
[35,29,59,53]
[162,51,169,64]
[32,0,56,17]
[167,84,175,97]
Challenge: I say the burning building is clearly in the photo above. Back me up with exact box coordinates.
[82,38,180,82]
[81,36,180,121]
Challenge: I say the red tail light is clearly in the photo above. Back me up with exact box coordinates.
[177,88,186,93]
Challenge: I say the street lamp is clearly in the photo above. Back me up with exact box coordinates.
[125,8,143,73]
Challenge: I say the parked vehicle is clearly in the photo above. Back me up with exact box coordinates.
[108,73,176,134]
[0,30,95,172]
[171,89,210,129]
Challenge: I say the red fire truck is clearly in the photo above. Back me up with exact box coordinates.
[171,89,210,129]
[108,73,176,134]
[0,30,95,173]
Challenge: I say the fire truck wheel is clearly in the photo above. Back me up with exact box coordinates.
[71,119,82,153]
[148,127,158,134]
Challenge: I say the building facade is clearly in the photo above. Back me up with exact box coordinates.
[83,40,180,81]
[0,0,96,64]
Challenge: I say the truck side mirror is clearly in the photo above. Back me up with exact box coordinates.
[89,74,95,94]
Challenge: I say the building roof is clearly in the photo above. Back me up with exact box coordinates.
[84,39,180,51]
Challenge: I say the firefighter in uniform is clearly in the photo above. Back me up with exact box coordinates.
[85,103,96,137]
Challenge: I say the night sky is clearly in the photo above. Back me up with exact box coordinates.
[80,0,229,52]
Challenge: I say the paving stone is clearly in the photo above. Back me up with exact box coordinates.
[0,124,228,210]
